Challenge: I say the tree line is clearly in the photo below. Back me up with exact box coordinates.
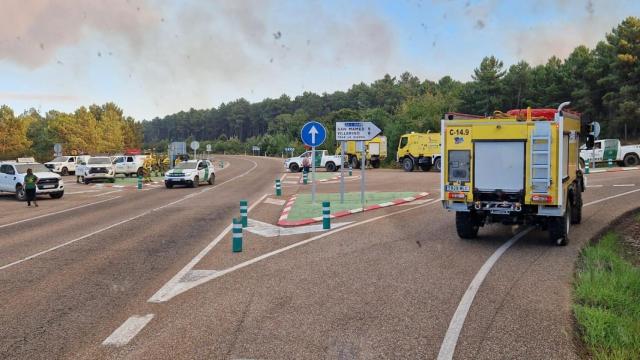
[143,17,640,162]
[0,103,143,161]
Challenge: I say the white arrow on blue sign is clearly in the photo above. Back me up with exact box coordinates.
[300,121,327,147]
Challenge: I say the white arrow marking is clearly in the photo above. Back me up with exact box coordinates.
[309,125,319,144]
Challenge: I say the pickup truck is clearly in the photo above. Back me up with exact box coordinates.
[0,158,64,200]
[580,139,640,167]
[44,155,90,176]
[112,155,148,177]
[76,156,116,184]
[284,150,343,172]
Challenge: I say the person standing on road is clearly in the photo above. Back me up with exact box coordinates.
[24,168,38,207]
[302,154,311,173]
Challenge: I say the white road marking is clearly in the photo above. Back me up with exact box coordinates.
[0,159,260,271]
[149,198,439,303]
[436,227,534,360]
[102,314,154,346]
[0,196,121,229]
[93,190,123,197]
[438,188,640,359]
[584,187,640,206]
[613,184,635,187]
[245,219,352,237]
[65,190,100,195]
[586,184,603,188]
[282,181,299,185]
[263,198,286,206]
[149,193,268,303]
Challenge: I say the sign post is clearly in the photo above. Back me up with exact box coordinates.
[340,141,345,203]
[53,143,62,157]
[301,121,327,204]
[206,144,211,159]
[190,141,200,160]
[335,121,381,210]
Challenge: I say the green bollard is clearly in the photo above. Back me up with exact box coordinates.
[608,158,613,168]
[275,179,282,196]
[219,160,224,169]
[232,218,242,252]
[240,200,248,228]
[349,165,352,177]
[137,175,143,189]
[322,201,331,230]
[303,171,308,185]
[585,161,590,174]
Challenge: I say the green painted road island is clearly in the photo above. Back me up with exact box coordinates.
[286,192,419,221]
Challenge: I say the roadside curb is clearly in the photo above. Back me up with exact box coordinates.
[589,166,639,173]
[277,192,430,227]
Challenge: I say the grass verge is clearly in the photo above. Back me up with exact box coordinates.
[287,192,419,220]
[573,232,640,359]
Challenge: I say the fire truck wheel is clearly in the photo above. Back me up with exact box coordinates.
[549,203,570,246]
[402,157,414,172]
[433,157,442,172]
[455,211,479,239]
[571,190,582,224]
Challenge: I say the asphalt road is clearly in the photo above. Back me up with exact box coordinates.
[1,158,639,359]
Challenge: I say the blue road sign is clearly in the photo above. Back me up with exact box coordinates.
[300,121,327,147]
[284,147,295,152]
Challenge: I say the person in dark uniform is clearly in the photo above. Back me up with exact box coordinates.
[24,168,38,207]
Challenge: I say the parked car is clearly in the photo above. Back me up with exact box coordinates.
[76,156,116,184]
[164,160,215,188]
[0,158,64,200]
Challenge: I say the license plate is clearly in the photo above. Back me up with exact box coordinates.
[490,209,510,215]
[446,185,469,192]
[41,185,55,189]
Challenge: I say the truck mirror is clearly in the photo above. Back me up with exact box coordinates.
[586,135,595,150]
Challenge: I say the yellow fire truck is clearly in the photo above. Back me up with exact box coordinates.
[441,103,591,245]
[397,132,441,172]
[336,136,387,169]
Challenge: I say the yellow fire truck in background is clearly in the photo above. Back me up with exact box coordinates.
[336,135,387,169]
[441,102,591,245]
[397,131,442,172]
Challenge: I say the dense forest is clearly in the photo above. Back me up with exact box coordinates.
[1,17,638,163]
[142,17,640,161]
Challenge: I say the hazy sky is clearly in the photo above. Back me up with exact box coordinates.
[1,0,638,120]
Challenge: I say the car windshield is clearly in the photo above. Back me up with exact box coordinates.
[175,162,197,170]
[15,164,51,174]
[88,157,111,164]
[51,156,67,162]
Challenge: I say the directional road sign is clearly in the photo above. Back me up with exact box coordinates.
[206,144,212,152]
[190,141,200,150]
[336,121,381,141]
[301,121,327,147]
[252,146,260,151]
[53,143,62,155]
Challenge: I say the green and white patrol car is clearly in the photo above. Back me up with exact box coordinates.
[164,160,215,188]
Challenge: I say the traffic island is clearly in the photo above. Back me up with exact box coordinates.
[277,191,429,226]
[298,172,358,184]
[573,209,640,359]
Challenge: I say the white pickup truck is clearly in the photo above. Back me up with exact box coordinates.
[44,155,90,176]
[76,156,116,184]
[0,159,64,200]
[112,155,148,177]
[580,139,640,167]
[284,150,343,172]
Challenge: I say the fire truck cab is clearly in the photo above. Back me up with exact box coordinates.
[441,102,588,246]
